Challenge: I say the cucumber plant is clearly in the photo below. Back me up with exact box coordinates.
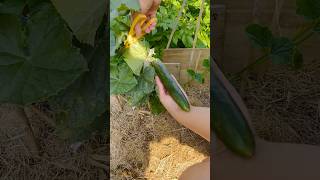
[187,58,210,84]
[111,1,209,113]
[146,0,210,58]
[237,0,320,76]
[0,0,108,142]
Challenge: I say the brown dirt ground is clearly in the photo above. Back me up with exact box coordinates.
[233,59,320,145]
[0,104,108,180]
[110,83,210,180]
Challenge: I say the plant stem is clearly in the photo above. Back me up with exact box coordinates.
[234,19,319,77]
[294,30,314,45]
[232,53,269,78]
[292,22,316,42]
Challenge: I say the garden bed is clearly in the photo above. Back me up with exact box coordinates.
[110,83,210,179]
[234,60,320,145]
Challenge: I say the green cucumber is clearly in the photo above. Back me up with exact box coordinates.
[212,73,255,158]
[151,59,190,112]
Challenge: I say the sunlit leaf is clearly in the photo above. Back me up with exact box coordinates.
[111,0,140,11]
[123,41,148,76]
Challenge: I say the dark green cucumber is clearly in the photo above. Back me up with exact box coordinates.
[151,59,190,112]
[212,72,255,158]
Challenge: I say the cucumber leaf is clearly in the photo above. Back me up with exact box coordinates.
[270,37,294,64]
[246,24,273,48]
[0,0,26,15]
[49,32,107,133]
[123,41,148,76]
[110,30,117,57]
[296,0,320,20]
[187,69,205,84]
[50,0,107,45]
[202,58,210,69]
[110,63,137,94]
[127,65,155,106]
[111,0,140,11]
[0,3,87,105]
[149,92,165,115]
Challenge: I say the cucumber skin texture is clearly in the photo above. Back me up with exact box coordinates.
[151,59,190,112]
[212,74,255,158]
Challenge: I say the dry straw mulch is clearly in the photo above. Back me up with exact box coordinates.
[110,84,210,180]
[0,105,108,180]
[236,60,320,145]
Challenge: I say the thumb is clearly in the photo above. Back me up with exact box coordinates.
[155,76,167,99]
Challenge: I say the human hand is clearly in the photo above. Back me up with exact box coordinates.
[155,75,191,117]
[134,0,161,36]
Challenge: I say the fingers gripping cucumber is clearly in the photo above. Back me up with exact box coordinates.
[151,59,190,112]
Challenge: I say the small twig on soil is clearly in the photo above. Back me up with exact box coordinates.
[115,95,124,111]
[138,110,151,116]
[169,128,187,133]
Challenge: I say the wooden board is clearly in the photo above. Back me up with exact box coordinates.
[162,48,210,84]
[213,5,226,71]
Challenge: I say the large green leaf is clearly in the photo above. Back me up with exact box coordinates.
[111,0,140,11]
[296,0,320,20]
[245,24,273,48]
[51,0,107,45]
[0,0,26,15]
[110,15,130,56]
[149,92,165,115]
[110,30,117,57]
[270,37,294,64]
[187,69,205,84]
[49,33,107,133]
[202,58,210,69]
[127,65,155,105]
[123,41,148,76]
[110,0,140,23]
[0,3,87,105]
[110,63,137,94]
